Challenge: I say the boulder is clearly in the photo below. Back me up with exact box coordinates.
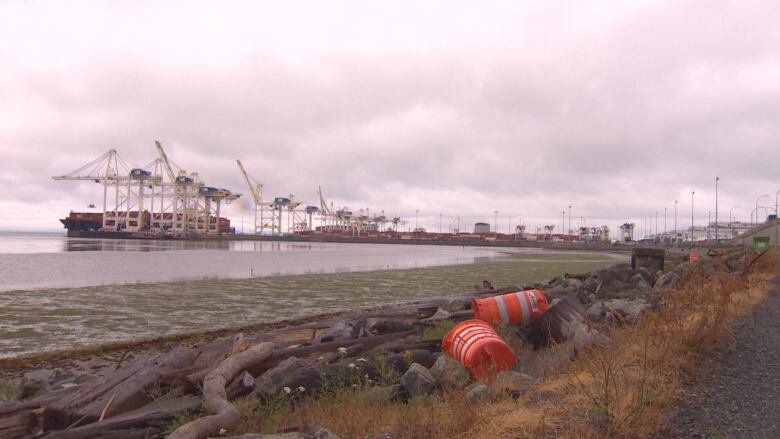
[315,319,366,343]
[586,302,605,322]
[654,272,680,292]
[545,285,568,300]
[563,320,612,354]
[430,355,471,390]
[603,298,651,321]
[360,384,402,404]
[465,383,492,403]
[400,363,436,397]
[567,278,583,289]
[580,277,600,294]
[313,428,342,439]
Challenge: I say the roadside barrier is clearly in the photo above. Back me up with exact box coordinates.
[472,289,549,327]
[442,319,516,380]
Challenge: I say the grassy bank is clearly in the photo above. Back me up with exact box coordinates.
[223,252,777,438]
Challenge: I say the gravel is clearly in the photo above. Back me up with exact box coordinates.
[669,273,780,438]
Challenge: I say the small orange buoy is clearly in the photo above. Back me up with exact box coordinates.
[472,290,549,327]
[442,319,516,380]
[690,251,700,263]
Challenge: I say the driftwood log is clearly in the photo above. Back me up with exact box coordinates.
[167,342,274,439]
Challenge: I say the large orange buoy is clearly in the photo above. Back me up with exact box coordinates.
[472,289,549,327]
[442,319,517,380]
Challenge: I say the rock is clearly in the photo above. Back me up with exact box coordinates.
[360,385,402,404]
[654,272,680,292]
[562,320,612,354]
[594,265,652,300]
[366,319,415,334]
[490,371,534,398]
[603,298,651,321]
[430,355,471,390]
[400,363,436,397]
[365,432,393,439]
[580,277,599,293]
[586,302,605,322]
[465,383,492,403]
[20,380,49,400]
[567,278,583,289]
[313,428,341,439]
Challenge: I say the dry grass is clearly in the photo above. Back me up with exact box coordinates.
[233,252,777,438]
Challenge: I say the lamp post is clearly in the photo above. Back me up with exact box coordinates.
[715,176,719,243]
[438,213,442,233]
[414,209,419,231]
[494,210,498,235]
[756,194,769,225]
[561,211,565,239]
[568,205,572,236]
[508,215,512,234]
[691,191,695,244]
[655,211,658,240]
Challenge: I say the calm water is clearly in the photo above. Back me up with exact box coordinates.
[0,233,625,357]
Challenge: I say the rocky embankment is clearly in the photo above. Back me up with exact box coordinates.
[0,247,753,439]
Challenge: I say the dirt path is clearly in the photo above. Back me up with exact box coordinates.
[670,271,780,438]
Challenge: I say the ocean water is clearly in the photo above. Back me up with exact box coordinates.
[0,233,625,357]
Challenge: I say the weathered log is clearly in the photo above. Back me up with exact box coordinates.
[42,394,200,439]
[0,384,80,417]
[0,410,35,439]
[43,347,197,431]
[226,371,256,400]
[168,342,274,439]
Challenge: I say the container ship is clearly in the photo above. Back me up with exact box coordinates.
[60,211,234,238]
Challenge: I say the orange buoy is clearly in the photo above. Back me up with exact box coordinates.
[442,319,516,380]
[690,251,700,263]
[472,289,549,327]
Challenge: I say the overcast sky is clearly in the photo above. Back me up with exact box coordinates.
[1,0,779,236]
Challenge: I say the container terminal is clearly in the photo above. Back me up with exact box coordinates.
[54,143,691,245]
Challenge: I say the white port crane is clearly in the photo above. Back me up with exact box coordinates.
[52,149,161,231]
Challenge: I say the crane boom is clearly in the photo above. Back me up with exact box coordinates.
[236,159,262,204]
[154,140,177,183]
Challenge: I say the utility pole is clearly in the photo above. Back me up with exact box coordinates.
[655,211,658,238]
[568,205,571,236]
[674,200,678,243]
[561,211,565,239]
[494,210,498,235]
[664,207,667,240]
[691,191,695,244]
[439,213,442,233]
[715,176,719,243]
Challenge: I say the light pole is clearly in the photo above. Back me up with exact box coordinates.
[568,205,572,236]
[508,215,512,234]
[664,207,667,241]
[438,213,442,233]
[655,211,658,239]
[674,200,678,243]
[715,176,719,243]
[414,209,419,231]
[494,210,498,235]
[756,194,769,225]
[691,191,695,244]
[730,205,739,241]
[561,211,565,239]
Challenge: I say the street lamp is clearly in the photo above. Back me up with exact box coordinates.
[561,211,565,239]
[755,194,769,225]
[664,207,667,241]
[494,210,498,235]
[415,209,419,231]
[568,205,572,236]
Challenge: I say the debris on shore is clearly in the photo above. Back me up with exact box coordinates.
[0,247,754,439]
